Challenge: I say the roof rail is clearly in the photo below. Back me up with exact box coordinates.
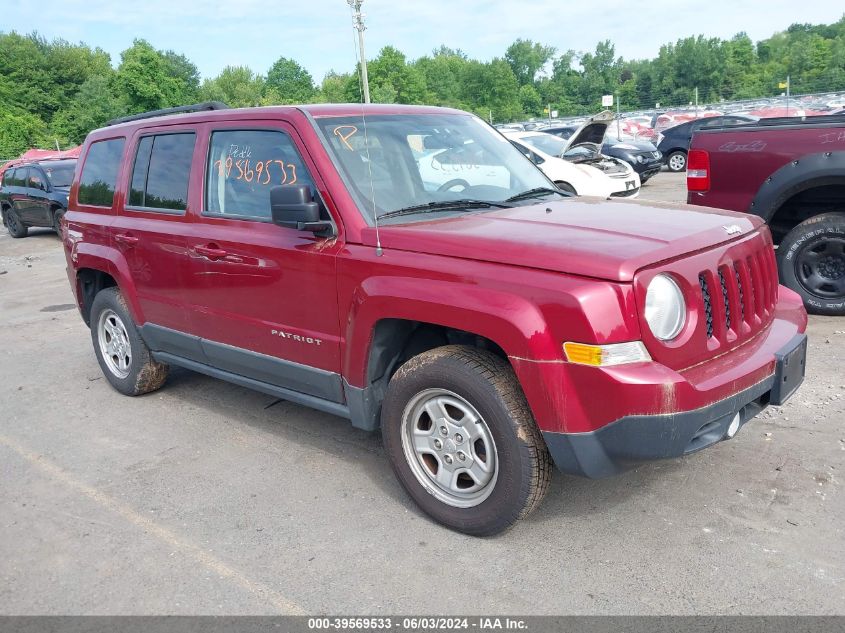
[105,101,229,127]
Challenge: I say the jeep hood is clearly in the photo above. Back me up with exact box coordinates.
[367,198,763,282]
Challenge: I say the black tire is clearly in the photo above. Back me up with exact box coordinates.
[554,181,577,195]
[89,287,169,395]
[666,150,687,172]
[4,207,28,238]
[777,212,845,316]
[381,345,551,536]
[52,207,65,235]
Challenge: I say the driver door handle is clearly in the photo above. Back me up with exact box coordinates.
[115,233,139,246]
[194,244,229,260]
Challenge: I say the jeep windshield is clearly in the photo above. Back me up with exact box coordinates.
[315,113,560,224]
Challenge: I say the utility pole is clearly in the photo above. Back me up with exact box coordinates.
[616,93,621,139]
[694,87,699,116]
[348,0,370,103]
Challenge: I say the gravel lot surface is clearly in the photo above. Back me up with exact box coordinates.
[1,172,842,614]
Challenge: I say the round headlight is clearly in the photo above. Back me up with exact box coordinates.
[645,274,686,341]
[636,155,645,163]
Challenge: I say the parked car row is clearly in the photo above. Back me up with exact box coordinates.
[503,113,641,197]
[540,124,663,183]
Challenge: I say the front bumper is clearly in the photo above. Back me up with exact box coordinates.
[542,334,807,478]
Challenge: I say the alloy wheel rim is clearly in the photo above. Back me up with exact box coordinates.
[796,236,845,300]
[97,309,132,379]
[400,388,498,508]
[669,154,686,171]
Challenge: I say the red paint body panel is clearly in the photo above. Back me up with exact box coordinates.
[365,198,763,282]
[687,116,845,213]
[63,104,808,443]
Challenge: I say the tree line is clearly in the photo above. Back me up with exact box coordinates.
[2,14,844,158]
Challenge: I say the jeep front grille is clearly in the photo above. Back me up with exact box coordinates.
[697,246,778,340]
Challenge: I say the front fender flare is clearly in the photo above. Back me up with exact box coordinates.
[343,276,555,388]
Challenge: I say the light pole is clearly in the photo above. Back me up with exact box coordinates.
[348,0,371,103]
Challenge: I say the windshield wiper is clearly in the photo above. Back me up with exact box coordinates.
[505,187,567,202]
[378,199,510,221]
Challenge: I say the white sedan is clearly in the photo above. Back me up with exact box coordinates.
[502,123,640,199]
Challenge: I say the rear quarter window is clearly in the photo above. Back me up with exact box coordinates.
[78,138,126,207]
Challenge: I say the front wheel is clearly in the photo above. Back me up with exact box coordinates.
[52,207,65,235]
[381,346,551,536]
[666,150,687,172]
[778,212,845,315]
[90,287,169,395]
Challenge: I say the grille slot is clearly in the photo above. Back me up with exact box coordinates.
[734,263,745,321]
[718,269,731,331]
[699,273,714,338]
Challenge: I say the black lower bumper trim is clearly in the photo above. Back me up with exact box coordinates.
[542,377,775,479]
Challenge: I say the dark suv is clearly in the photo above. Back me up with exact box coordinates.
[657,116,757,172]
[0,159,76,237]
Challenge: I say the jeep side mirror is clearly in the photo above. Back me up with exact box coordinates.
[270,184,332,235]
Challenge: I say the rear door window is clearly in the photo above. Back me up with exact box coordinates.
[17,168,30,188]
[205,129,315,220]
[78,138,126,207]
[128,133,195,212]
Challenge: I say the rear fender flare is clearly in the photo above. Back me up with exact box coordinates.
[750,151,845,221]
[73,242,145,324]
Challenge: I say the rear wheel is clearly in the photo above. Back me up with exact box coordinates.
[5,208,28,238]
[666,150,687,172]
[381,346,551,536]
[778,212,845,315]
[90,287,169,395]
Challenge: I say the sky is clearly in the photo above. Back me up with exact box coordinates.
[3,0,844,83]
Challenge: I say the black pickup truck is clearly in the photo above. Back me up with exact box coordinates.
[0,159,76,238]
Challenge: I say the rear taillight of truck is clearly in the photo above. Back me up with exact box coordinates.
[687,149,710,192]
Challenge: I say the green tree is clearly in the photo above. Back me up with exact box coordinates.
[51,76,125,144]
[317,71,353,103]
[460,58,521,122]
[0,32,57,121]
[199,66,266,108]
[505,39,556,86]
[162,50,201,103]
[518,84,543,117]
[114,40,191,112]
[0,111,50,158]
[368,46,428,104]
[266,56,316,103]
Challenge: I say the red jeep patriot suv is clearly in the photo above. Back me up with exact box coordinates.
[63,102,808,535]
